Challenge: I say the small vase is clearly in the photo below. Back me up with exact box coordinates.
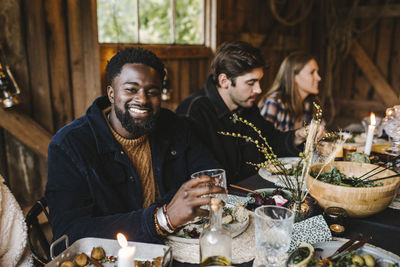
[290,196,317,222]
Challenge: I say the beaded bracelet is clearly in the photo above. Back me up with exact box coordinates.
[154,207,168,237]
[163,204,176,232]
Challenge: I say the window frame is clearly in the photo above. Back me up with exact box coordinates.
[96,0,217,52]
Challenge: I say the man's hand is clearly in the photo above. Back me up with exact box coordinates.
[166,176,227,228]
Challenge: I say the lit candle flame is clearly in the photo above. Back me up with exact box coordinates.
[117,233,128,248]
[370,112,376,126]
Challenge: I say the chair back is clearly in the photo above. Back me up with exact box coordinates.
[25,198,51,266]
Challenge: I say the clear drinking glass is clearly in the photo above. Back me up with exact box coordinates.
[383,105,400,154]
[255,205,295,267]
[191,169,227,200]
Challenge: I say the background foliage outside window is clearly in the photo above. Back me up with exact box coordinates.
[97,0,204,44]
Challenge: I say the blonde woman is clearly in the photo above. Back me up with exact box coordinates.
[259,52,321,131]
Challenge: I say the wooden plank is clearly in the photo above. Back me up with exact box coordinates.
[196,58,209,93]
[180,60,191,102]
[67,0,87,118]
[100,44,211,59]
[67,0,101,118]
[164,59,180,110]
[353,4,400,18]
[0,108,51,158]
[341,57,356,100]
[5,133,45,207]
[353,18,377,104]
[79,0,101,114]
[376,18,393,77]
[373,18,394,101]
[189,59,199,96]
[44,0,73,129]
[391,19,400,95]
[23,0,54,133]
[337,99,387,113]
[350,40,399,107]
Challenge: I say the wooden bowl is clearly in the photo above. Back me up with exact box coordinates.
[306,161,400,218]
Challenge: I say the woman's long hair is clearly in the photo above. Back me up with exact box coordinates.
[259,51,316,120]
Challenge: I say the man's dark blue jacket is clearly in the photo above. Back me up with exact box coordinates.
[46,96,220,244]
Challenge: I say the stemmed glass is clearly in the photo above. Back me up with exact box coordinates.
[254,205,295,266]
[383,105,400,154]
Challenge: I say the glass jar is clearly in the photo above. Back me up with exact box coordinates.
[323,207,348,237]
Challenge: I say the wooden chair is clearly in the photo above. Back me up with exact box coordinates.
[25,198,51,266]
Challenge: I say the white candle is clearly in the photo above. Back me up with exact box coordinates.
[117,233,136,267]
[364,112,376,155]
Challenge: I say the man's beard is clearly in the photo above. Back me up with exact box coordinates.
[115,104,157,138]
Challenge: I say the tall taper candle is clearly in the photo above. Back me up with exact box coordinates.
[364,113,376,155]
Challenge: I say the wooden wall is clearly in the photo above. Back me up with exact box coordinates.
[0,0,100,208]
[216,0,400,128]
[0,0,399,208]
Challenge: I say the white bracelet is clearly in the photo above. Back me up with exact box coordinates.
[156,206,174,233]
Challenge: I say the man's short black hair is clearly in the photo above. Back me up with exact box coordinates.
[211,41,267,86]
[106,47,165,84]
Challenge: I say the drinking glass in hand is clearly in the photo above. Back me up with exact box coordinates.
[191,169,227,200]
[255,205,295,267]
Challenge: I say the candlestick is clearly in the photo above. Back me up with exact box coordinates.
[117,233,136,267]
[364,112,376,155]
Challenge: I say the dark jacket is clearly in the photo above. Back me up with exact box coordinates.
[46,96,220,245]
[176,76,301,184]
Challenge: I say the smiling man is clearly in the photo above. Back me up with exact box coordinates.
[46,48,225,245]
[177,41,307,184]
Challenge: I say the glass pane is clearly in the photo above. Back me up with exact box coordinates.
[175,0,203,44]
[97,0,137,43]
[139,0,171,44]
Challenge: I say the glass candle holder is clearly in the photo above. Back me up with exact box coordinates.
[323,207,348,237]
[343,145,357,160]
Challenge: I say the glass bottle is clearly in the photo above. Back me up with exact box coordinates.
[199,198,232,267]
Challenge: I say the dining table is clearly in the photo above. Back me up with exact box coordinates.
[174,172,400,267]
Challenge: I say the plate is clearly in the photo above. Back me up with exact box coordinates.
[312,239,400,265]
[252,188,292,199]
[246,188,292,208]
[258,157,300,182]
[258,157,307,190]
[166,204,250,244]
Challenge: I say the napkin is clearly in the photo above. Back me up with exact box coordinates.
[226,194,253,207]
[289,215,332,251]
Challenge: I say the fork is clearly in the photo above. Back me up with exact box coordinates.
[328,234,372,261]
[325,233,362,260]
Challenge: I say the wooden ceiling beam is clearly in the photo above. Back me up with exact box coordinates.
[0,109,51,158]
[350,40,399,107]
[352,4,400,18]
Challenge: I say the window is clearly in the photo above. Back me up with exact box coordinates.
[97,0,205,45]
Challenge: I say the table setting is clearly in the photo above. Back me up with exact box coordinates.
[44,105,400,267]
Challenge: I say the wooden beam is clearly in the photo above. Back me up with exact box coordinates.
[44,0,73,129]
[67,0,101,118]
[352,4,400,18]
[337,99,386,113]
[0,109,51,158]
[100,44,212,60]
[350,40,399,107]
[24,0,54,133]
